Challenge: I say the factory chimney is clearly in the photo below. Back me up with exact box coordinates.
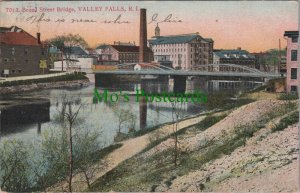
[37,33,41,44]
[139,8,148,63]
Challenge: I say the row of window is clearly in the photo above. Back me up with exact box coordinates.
[155,48,187,53]
[154,43,187,48]
[1,69,22,74]
[0,48,45,56]
[119,54,138,59]
[2,58,29,63]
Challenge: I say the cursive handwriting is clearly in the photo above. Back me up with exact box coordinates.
[26,13,50,24]
[23,13,181,25]
[149,13,183,24]
[102,14,129,24]
[23,13,130,24]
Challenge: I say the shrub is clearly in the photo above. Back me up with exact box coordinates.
[0,140,31,192]
[194,114,227,131]
[272,111,299,132]
[278,93,299,100]
[0,73,88,87]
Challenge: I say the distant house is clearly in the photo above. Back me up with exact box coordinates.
[0,26,50,77]
[97,44,153,65]
[213,48,257,69]
[53,46,97,72]
[284,31,299,93]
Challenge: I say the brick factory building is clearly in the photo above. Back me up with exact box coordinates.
[213,48,257,69]
[98,43,153,65]
[0,26,50,77]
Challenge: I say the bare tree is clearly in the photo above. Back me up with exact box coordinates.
[53,93,82,192]
[72,128,106,190]
[170,100,184,167]
[64,100,82,192]
[48,34,88,70]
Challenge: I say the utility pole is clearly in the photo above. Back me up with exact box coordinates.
[61,47,64,72]
[278,39,281,74]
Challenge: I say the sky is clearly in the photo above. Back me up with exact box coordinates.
[0,1,298,52]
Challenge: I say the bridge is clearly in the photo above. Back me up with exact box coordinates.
[93,63,281,79]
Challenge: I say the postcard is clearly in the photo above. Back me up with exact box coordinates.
[0,1,299,192]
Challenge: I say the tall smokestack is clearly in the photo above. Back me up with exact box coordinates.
[37,33,41,44]
[139,8,148,63]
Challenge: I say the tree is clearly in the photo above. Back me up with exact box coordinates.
[48,34,88,71]
[261,49,286,72]
[170,100,184,167]
[111,105,136,134]
[73,129,106,189]
[63,97,82,192]
[0,140,30,192]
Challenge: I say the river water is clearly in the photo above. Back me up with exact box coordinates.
[0,78,262,147]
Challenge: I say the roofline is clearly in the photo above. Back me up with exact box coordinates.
[154,33,200,37]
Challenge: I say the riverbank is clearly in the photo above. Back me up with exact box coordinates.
[88,92,298,192]
[50,114,208,191]
[0,73,90,95]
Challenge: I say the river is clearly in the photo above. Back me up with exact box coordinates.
[0,78,262,147]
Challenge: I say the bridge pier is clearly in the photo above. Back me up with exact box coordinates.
[173,76,187,93]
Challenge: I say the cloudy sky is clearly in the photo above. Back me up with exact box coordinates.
[0,1,298,52]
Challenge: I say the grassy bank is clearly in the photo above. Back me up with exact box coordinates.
[89,100,297,192]
[0,73,88,87]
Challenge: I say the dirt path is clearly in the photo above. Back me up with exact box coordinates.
[51,114,206,191]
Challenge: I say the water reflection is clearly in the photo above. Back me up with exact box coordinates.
[0,77,262,145]
[0,98,50,136]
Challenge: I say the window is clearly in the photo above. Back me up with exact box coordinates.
[24,48,28,55]
[4,58,9,62]
[291,68,297,79]
[11,48,15,55]
[18,69,22,73]
[12,70,15,73]
[291,86,297,92]
[291,50,297,61]
[292,37,298,43]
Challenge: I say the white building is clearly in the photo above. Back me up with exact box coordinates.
[148,27,213,70]
[53,46,96,72]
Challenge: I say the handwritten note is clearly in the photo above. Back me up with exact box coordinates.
[6,5,183,25]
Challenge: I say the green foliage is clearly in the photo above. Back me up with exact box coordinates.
[0,140,31,192]
[272,111,299,132]
[278,93,299,100]
[0,73,88,87]
[205,92,254,110]
[261,49,286,66]
[195,114,227,131]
